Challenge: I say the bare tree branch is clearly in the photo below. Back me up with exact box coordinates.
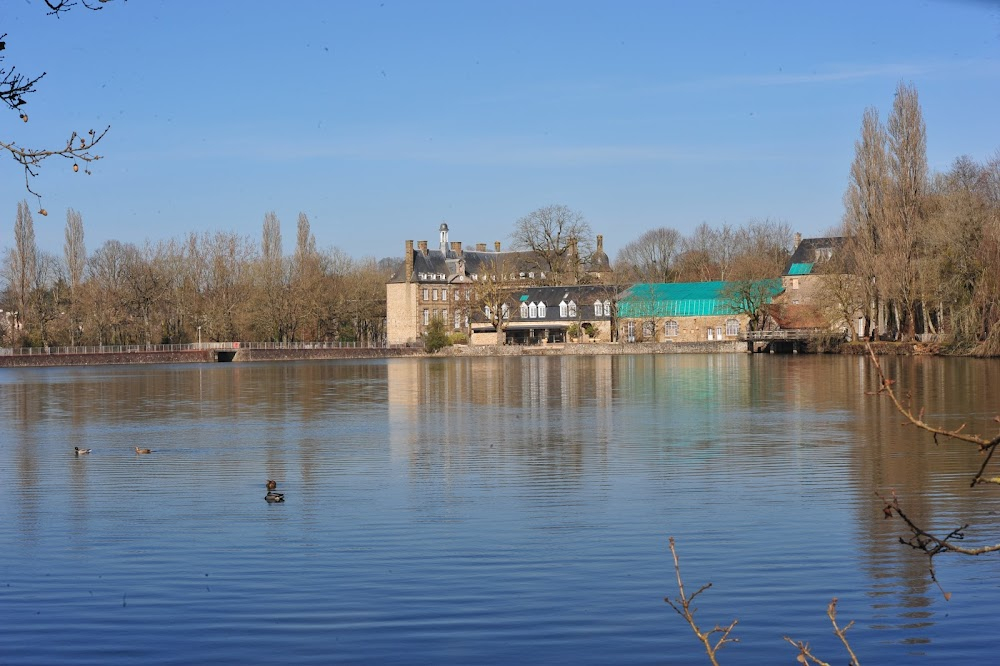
[784,598,860,666]
[867,343,1000,595]
[664,537,738,666]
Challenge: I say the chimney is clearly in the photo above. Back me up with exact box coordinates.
[450,241,462,256]
[596,234,604,254]
[793,232,802,250]
[476,243,487,252]
[569,237,578,258]
[418,240,428,255]
[405,240,413,283]
[494,241,501,252]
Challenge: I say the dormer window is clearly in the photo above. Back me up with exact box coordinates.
[529,302,538,318]
[520,302,529,318]
[538,302,547,317]
[559,300,568,317]
[594,300,602,316]
[568,300,577,317]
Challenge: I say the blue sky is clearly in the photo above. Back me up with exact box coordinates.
[3,0,999,262]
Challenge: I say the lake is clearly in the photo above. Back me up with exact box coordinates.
[2,353,999,664]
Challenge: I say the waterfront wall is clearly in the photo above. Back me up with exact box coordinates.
[441,340,747,356]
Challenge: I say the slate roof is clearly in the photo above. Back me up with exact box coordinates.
[387,248,545,284]
[508,285,615,323]
[784,237,845,275]
[617,280,783,318]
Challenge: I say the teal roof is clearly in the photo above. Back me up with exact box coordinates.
[787,262,814,275]
[617,280,783,318]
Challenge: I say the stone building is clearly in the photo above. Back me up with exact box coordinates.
[386,224,612,346]
[469,284,616,345]
[616,280,782,343]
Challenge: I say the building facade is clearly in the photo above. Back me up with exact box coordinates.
[386,224,612,346]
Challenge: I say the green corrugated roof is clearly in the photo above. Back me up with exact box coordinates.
[617,280,783,318]
[787,262,814,275]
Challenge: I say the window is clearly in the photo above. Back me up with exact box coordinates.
[594,300,602,316]
[725,319,739,337]
[665,320,679,337]
[603,300,611,316]
[791,278,800,290]
[484,305,491,319]
[441,288,448,300]
[432,289,438,301]
[626,321,635,342]
[715,326,723,340]
[423,309,429,325]
[455,290,460,301]
[422,288,429,301]
[520,302,529,318]
[501,303,510,319]
[538,302,546,317]
[568,300,577,317]
[455,311,462,329]
[559,300,568,317]
[418,272,426,280]
[529,272,535,278]
[443,308,448,323]
[642,321,655,339]
[529,302,538,318]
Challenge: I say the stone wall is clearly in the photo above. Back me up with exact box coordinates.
[441,340,747,357]
[0,350,211,368]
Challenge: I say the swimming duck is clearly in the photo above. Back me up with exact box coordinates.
[74,446,91,455]
[134,446,153,454]
[265,480,284,502]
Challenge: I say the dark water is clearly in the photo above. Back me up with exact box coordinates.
[2,354,999,664]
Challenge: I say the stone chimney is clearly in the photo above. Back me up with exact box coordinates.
[476,243,487,252]
[418,240,428,256]
[405,240,413,283]
[793,232,802,250]
[494,241,501,252]
[450,241,462,257]
[596,234,604,254]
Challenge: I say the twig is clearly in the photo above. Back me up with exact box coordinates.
[664,537,739,666]
[783,598,859,666]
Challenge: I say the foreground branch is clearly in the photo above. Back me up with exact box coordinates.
[784,598,859,666]
[664,537,738,665]
[867,344,1000,592]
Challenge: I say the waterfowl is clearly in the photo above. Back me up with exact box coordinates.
[265,480,284,502]
[134,446,153,454]
[74,446,91,455]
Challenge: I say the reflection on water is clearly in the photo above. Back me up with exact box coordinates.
[1,355,999,664]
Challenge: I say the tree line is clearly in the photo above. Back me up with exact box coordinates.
[1,206,389,348]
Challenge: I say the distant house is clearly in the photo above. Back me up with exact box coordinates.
[781,234,845,306]
[470,284,616,345]
[616,280,782,343]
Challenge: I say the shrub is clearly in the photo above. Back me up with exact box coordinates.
[422,317,451,353]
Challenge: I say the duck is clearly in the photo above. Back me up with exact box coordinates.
[74,446,91,455]
[134,446,153,454]
[265,480,285,502]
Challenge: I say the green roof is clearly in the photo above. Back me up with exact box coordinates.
[787,262,815,275]
[617,280,783,318]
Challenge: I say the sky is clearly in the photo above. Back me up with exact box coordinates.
[3,0,999,263]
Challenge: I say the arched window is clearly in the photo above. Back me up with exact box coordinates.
[664,320,679,337]
[528,302,538,318]
[726,319,740,336]
[559,300,568,317]
[642,321,655,339]
[538,302,547,318]
[520,302,529,318]
[568,300,577,317]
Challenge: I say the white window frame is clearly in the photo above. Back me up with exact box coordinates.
[520,302,529,318]
[665,320,679,337]
[528,302,538,318]
[538,302,546,318]
[603,300,611,316]
[559,300,568,317]
[725,319,739,337]
[568,300,577,317]
[423,309,430,325]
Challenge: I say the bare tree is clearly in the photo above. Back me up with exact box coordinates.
[4,200,39,343]
[511,205,593,283]
[842,107,889,340]
[469,255,520,344]
[63,208,86,343]
[614,227,681,283]
[1,1,118,202]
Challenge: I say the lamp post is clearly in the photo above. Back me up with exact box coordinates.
[197,325,202,349]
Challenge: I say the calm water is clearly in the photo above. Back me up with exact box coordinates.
[2,354,1000,664]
